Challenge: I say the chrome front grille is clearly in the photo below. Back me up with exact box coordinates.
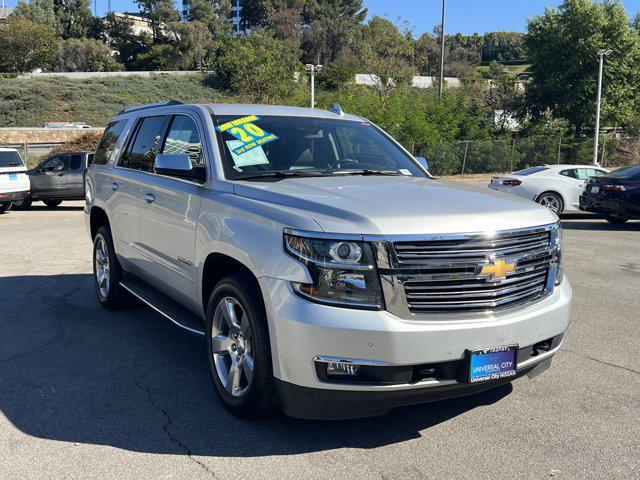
[374,224,560,317]
[393,229,551,263]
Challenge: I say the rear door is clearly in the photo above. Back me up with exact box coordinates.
[138,114,205,307]
[109,115,169,271]
[32,154,70,198]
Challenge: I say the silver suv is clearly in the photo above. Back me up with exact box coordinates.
[85,101,572,420]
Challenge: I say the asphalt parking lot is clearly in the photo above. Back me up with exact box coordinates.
[0,201,638,480]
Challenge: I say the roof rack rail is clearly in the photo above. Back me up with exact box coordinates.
[328,103,344,117]
[117,100,184,116]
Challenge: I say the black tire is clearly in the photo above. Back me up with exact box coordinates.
[44,200,62,208]
[0,203,11,214]
[536,191,564,214]
[12,197,32,210]
[604,214,629,224]
[93,225,132,309]
[205,273,278,419]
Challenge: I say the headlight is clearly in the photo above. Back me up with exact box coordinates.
[552,222,564,285]
[283,231,384,309]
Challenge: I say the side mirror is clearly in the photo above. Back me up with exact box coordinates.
[154,153,206,183]
[415,156,429,171]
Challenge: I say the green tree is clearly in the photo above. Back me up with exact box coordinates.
[136,0,180,42]
[187,0,231,36]
[96,12,152,70]
[357,17,416,107]
[55,38,125,72]
[54,0,94,39]
[0,17,58,73]
[526,0,640,133]
[165,20,216,69]
[11,0,59,32]
[212,33,301,102]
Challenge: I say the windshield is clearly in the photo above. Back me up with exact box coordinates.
[0,150,24,168]
[609,164,640,178]
[212,115,425,180]
[513,166,549,176]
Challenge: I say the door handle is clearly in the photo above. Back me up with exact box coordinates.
[110,182,119,191]
[144,193,155,204]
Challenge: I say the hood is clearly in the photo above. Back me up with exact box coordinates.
[233,175,557,235]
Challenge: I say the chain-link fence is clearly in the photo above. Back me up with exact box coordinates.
[420,135,640,176]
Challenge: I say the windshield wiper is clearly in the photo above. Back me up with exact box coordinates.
[236,170,325,180]
[333,169,400,176]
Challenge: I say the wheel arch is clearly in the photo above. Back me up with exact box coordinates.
[200,252,264,315]
[89,206,110,239]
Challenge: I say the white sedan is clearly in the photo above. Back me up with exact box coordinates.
[489,164,609,214]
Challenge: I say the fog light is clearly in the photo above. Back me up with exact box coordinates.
[326,361,360,377]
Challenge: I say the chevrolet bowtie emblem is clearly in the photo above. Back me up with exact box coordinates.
[480,258,516,280]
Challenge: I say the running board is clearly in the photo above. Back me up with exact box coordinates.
[120,274,206,336]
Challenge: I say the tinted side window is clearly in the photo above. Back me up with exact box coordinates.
[559,169,577,178]
[94,120,127,165]
[120,116,167,172]
[162,116,204,167]
[70,154,83,170]
[44,155,69,172]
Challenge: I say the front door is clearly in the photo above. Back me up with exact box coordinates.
[31,154,70,198]
[66,153,87,198]
[138,114,204,311]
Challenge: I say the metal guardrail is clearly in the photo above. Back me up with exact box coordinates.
[0,142,65,162]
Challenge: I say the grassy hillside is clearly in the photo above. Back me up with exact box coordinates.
[0,75,226,127]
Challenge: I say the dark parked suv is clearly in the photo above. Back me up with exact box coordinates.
[13,151,93,209]
[580,164,640,223]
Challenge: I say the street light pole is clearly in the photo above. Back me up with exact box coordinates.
[593,49,612,166]
[304,63,323,108]
[438,0,446,98]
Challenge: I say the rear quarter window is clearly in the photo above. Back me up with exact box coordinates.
[93,120,127,165]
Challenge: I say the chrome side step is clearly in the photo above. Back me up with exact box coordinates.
[119,275,205,336]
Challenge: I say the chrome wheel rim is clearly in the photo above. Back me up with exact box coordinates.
[95,237,110,299]
[211,297,254,398]
[539,194,561,213]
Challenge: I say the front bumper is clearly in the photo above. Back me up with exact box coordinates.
[261,277,572,419]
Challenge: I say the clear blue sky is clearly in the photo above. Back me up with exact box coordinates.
[4,0,640,35]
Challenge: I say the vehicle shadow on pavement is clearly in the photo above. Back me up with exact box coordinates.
[0,273,511,457]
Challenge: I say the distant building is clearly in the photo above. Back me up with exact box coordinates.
[0,5,14,20]
[181,0,190,20]
[107,12,153,36]
[231,0,243,33]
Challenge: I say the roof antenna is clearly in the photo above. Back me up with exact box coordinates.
[329,103,344,117]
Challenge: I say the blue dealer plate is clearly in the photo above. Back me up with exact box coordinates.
[467,345,518,383]
[9,173,17,180]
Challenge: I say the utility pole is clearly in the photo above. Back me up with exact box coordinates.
[593,48,612,165]
[438,0,446,98]
[304,63,323,108]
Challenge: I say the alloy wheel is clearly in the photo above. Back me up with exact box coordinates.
[95,237,111,299]
[538,194,562,213]
[211,297,254,398]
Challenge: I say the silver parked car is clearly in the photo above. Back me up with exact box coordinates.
[84,101,572,420]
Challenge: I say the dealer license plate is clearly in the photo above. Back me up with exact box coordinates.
[467,345,518,383]
[591,186,599,194]
[9,173,17,180]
